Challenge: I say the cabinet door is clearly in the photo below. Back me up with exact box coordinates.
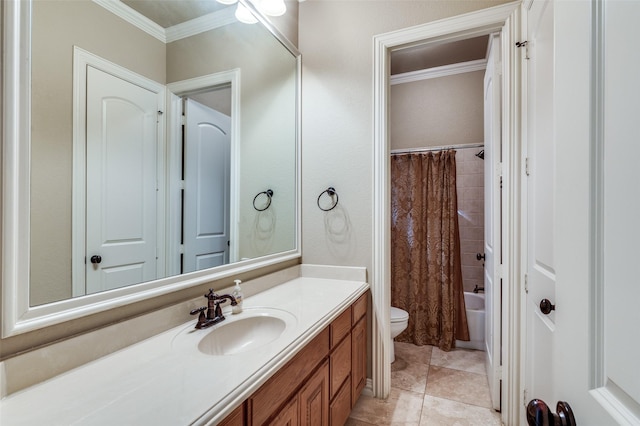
[330,377,351,426]
[269,396,298,426]
[299,360,329,426]
[351,317,366,406]
[330,333,351,399]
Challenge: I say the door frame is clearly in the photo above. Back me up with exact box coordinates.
[71,47,166,297]
[166,69,241,276]
[371,2,523,423]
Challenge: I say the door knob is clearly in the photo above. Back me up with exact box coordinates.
[540,299,555,315]
[526,399,576,426]
[90,255,102,264]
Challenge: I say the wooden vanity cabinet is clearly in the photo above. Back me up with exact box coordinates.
[219,292,368,426]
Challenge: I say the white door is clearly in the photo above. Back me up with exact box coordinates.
[523,0,640,423]
[85,66,159,293]
[182,98,231,273]
[483,33,502,412]
[523,0,556,414]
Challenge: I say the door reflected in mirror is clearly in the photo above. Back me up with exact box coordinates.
[28,0,298,306]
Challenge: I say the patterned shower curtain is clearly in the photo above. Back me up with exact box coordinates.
[390,150,469,351]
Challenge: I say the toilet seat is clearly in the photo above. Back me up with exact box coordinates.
[390,307,409,323]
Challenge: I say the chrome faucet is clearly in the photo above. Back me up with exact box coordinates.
[190,289,238,329]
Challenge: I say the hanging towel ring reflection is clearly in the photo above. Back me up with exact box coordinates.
[317,187,339,211]
[253,189,274,211]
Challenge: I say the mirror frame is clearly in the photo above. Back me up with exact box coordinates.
[1,0,301,337]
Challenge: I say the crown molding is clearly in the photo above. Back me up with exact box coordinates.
[92,0,166,42]
[92,0,237,45]
[390,58,487,85]
[166,7,237,43]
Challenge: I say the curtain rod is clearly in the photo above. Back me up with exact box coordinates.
[390,143,484,155]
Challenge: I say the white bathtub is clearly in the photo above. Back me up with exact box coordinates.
[456,292,485,351]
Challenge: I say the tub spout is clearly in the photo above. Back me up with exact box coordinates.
[473,285,484,294]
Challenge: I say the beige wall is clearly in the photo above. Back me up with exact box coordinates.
[298,0,510,274]
[167,22,298,261]
[390,71,485,149]
[30,0,166,306]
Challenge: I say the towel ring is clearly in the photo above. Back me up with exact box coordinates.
[317,187,339,211]
[253,189,274,211]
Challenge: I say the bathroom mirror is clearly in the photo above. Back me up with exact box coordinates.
[1,0,300,337]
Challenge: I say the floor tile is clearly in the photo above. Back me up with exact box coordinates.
[430,347,486,375]
[419,395,502,426]
[394,342,433,366]
[349,388,424,425]
[391,357,429,394]
[424,366,492,409]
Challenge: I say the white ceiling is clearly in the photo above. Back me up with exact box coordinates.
[120,0,229,28]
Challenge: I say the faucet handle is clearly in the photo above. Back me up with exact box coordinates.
[205,289,217,299]
[190,306,207,329]
[190,306,207,316]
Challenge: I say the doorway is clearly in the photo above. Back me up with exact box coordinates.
[372,3,521,424]
[182,95,232,273]
[166,70,241,277]
[388,32,501,412]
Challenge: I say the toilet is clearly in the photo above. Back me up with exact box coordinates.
[390,306,409,363]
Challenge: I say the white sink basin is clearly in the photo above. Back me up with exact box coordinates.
[172,308,297,356]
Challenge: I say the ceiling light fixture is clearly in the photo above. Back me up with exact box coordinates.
[259,0,286,17]
[219,0,287,24]
[234,3,258,24]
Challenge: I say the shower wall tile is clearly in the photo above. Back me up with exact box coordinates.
[456,148,485,293]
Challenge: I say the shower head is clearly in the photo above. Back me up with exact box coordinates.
[475,150,485,160]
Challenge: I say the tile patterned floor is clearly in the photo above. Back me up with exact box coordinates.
[346,342,502,426]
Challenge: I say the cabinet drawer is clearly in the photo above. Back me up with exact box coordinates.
[330,309,351,348]
[250,328,329,425]
[330,376,352,426]
[330,334,351,399]
[351,294,367,325]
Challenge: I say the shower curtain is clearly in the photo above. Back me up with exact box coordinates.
[390,150,469,351]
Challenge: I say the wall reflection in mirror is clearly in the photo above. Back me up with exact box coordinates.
[29,0,298,306]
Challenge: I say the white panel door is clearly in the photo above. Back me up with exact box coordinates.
[182,98,231,273]
[594,1,640,422]
[523,0,640,423]
[483,33,502,412]
[524,0,557,412]
[85,66,158,293]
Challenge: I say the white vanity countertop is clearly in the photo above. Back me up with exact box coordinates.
[0,276,369,425]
